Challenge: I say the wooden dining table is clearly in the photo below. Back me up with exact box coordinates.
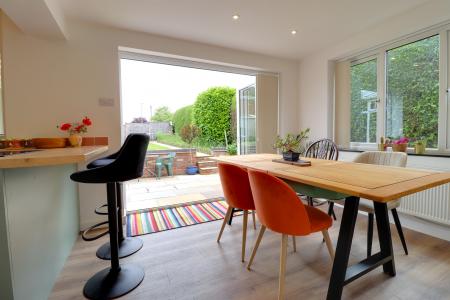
[213,153,450,299]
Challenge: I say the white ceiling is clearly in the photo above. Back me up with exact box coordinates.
[24,0,435,59]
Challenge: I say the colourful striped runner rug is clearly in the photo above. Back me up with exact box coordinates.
[126,197,235,236]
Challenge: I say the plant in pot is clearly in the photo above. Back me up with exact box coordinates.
[414,138,426,154]
[57,116,92,147]
[273,128,310,162]
[180,124,201,175]
[392,137,409,152]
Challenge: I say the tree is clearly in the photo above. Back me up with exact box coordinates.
[180,124,201,164]
[192,86,236,146]
[151,106,173,122]
[172,105,193,134]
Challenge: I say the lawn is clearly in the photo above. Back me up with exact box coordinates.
[156,133,212,154]
[147,142,172,151]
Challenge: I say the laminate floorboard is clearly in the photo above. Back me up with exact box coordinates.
[50,206,450,300]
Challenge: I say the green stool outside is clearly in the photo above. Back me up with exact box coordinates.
[155,152,176,179]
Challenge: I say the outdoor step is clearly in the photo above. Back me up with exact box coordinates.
[197,160,217,168]
[195,155,213,162]
[199,166,218,175]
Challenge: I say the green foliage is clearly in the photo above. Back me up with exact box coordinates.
[192,87,236,146]
[351,35,439,148]
[273,129,310,154]
[172,105,193,134]
[151,106,173,122]
[180,124,201,145]
[226,143,237,155]
[156,133,211,154]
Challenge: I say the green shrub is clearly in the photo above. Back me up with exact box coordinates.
[172,105,193,134]
[193,87,236,146]
[226,143,237,155]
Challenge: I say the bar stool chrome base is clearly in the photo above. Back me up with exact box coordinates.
[96,237,143,260]
[83,264,145,300]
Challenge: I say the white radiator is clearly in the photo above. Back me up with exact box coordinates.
[398,183,450,226]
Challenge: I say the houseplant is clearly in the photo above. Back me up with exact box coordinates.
[414,139,426,154]
[392,137,409,152]
[180,124,201,175]
[273,128,310,161]
[57,116,92,147]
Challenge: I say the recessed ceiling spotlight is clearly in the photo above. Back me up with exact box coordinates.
[232,14,239,20]
[291,30,297,35]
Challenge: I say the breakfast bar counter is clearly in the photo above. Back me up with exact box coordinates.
[0,146,108,300]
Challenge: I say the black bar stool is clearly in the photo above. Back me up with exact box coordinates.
[71,134,149,299]
[86,134,143,260]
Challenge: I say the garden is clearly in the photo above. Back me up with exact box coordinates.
[149,86,237,155]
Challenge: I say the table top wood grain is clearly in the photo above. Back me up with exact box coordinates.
[213,153,450,202]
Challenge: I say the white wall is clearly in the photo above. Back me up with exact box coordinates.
[298,0,450,141]
[1,15,299,228]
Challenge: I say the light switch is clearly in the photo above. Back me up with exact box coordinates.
[98,98,114,106]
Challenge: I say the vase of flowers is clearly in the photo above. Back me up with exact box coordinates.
[392,137,409,152]
[58,117,92,147]
[273,128,310,162]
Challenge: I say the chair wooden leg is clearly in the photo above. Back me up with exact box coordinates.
[391,209,408,255]
[252,210,257,230]
[217,206,233,242]
[322,230,334,260]
[278,234,288,300]
[367,213,374,257]
[242,210,249,262]
[292,236,297,252]
[247,225,266,270]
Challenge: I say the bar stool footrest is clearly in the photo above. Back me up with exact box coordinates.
[94,204,109,215]
[82,221,109,241]
[96,237,144,260]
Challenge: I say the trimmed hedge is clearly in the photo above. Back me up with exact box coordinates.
[172,105,193,134]
[193,87,236,146]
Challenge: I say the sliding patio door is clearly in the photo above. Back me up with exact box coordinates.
[237,74,279,154]
[238,85,256,154]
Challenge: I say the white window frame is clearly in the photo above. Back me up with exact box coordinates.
[348,24,450,155]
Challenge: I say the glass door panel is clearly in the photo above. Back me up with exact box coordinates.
[238,84,256,154]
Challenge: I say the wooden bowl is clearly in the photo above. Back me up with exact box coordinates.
[32,138,67,149]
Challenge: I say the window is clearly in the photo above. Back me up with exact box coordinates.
[350,59,378,143]
[385,35,440,148]
[345,29,447,153]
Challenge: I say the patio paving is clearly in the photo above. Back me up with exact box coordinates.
[125,173,223,211]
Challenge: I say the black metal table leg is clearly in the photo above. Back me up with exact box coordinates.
[228,207,236,225]
[327,196,360,300]
[97,182,143,260]
[373,202,396,276]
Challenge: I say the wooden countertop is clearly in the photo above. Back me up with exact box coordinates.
[0,146,108,169]
[213,154,450,202]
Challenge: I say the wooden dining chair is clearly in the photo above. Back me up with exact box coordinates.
[304,138,339,219]
[216,163,257,262]
[247,169,334,300]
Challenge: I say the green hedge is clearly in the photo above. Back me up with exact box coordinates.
[172,105,193,134]
[193,87,235,146]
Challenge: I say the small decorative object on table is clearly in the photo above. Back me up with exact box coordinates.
[392,137,409,152]
[273,128,310,162]
[414,139,426,155]
[57,116,92,147]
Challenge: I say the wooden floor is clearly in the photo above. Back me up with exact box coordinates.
[51,206,450,300]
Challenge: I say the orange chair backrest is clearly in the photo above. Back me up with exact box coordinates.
[247,169,311,236]
[218,163,255,210]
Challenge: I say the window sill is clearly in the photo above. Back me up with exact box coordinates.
[339,147,450,158]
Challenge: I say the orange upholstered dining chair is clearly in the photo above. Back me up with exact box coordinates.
[247,169,334,300]
[217,163,256,262]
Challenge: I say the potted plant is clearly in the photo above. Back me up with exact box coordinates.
[392,137,409,152]
[180,124,201,175]
[57,116,92,147]
[414,139,426,154]
[273,128,310,162]
[226,143,237,155]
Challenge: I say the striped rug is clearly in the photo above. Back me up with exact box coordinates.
[126,197,235,236]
